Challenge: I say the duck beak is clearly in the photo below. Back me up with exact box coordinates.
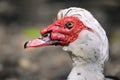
[24,32,59,49]
[24,38,49,49]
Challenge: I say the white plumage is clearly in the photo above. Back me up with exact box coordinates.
[25,7,118,80]
[57,7,109,80]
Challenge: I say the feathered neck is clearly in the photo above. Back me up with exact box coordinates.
[57,7,109,80]
[63,30,105,80]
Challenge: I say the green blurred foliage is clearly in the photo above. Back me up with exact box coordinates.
[24,27,42,39]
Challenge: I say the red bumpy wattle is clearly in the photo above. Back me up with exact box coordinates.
[41,16,91,46]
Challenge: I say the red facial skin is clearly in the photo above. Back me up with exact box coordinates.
[41,16,91,46]
[24,16,91,48]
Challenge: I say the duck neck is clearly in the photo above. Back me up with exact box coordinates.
[62,30,108,80]
[66,53,105,80]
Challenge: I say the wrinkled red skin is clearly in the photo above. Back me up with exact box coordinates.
[41,16,91,46]
[24,16,92,48]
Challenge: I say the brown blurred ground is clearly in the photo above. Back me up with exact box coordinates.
[0,0,120,80]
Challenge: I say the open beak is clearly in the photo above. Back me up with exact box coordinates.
[24,32,59,49]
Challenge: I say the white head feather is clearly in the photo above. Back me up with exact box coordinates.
[57,7,109,80]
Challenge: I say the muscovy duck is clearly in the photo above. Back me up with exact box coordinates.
[24,7,119,80]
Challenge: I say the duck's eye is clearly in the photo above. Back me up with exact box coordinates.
[65,21,73,29]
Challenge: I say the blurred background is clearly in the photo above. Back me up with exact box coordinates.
[0,0,120,80]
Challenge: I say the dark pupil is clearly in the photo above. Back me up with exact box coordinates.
[65,22,73,29]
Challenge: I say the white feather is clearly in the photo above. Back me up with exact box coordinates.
[57,7,109,80]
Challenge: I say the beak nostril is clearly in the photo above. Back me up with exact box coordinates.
[42,30,52,37]
[43,33,48,37]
